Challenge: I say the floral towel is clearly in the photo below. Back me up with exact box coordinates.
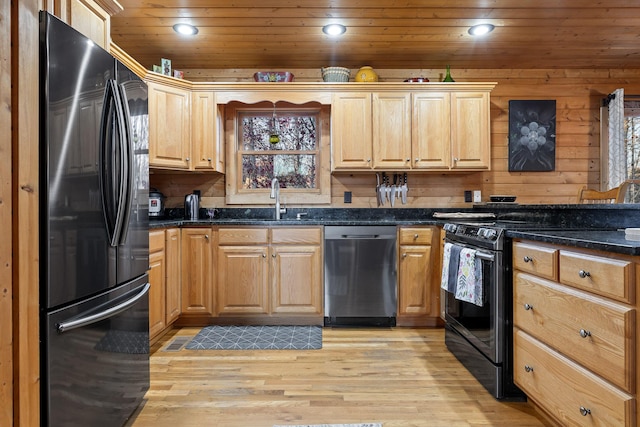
[440,242,462,293]
[454,247,484,306]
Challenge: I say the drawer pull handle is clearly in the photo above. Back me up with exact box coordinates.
[524,365,534,373]
[578,270,591,278]
[523,256,533,263]
[579,329,591,338]
[524,303,533,311]
[580,407,591,417]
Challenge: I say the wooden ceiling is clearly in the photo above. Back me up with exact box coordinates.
[110,0,640,72]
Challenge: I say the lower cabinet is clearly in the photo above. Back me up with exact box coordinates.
[397,226,441,326]
[217,226,323,320]
[512,239,637,426]
[181,227,214,315]
[148,227,182,339]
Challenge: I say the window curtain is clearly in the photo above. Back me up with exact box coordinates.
[608,88,625,188]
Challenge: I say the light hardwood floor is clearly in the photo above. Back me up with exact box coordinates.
[128,327,551,427]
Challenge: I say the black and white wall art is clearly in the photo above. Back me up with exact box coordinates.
[508,100,556,172]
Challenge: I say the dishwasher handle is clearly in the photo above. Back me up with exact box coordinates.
[339,234,388,239]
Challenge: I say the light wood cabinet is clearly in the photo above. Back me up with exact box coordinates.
[412,91,491,170]
[217,227,323,320]
[148,81,192,169]
[181,228,214,315]
[191,90,224,172]
[49,0,122,49]
[148,230,166,338]
[332,87,491,171]
[149,228,181,339]
[512,239,637,426]
[397,226,440,326]
[165,228,181,324]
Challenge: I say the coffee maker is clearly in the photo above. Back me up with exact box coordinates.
[184,190,200,220]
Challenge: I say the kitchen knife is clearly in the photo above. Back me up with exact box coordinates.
[375,173,381,207]
[401,173,408,204]
[390,174,397,207]
[385,173,391,203]
[380,173,387,206]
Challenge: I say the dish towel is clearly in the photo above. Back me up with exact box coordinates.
[440,242,462,294]
[455,247,484,306]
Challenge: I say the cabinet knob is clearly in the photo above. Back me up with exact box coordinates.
[402,253,407,258]
[415,158,419,162]
[406,158,410,162]
[367,159,371,163]
[272,254,276,258]
[453,157,459,162]
[414,234,419,239]
[204,234,209,240]
[523,256,532,263]
[578,270,590,278]
[186,157,190,162]
[524,365,534,373]
[579,329,591,338]
[524,303,533,311]
[579,407,591,417]
[262,253,266,258]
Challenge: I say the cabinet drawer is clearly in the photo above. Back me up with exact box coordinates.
[514,329,635,427]
[514,272,635,392]
[149,230,165,253]
[559,250,633,303]
[218,227,269,245]
[271,227,322,245]
[399,227,433,245]
[512,241,557,280]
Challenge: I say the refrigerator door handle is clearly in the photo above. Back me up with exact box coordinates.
[115,83,134,245]
[111,81,130,246]
[56,282,150,334]
[99,80,119,245]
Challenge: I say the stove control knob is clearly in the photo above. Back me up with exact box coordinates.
[444,223,458,233]
[484,229,497,239]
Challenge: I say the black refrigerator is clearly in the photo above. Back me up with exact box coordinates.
[39,12,150,426]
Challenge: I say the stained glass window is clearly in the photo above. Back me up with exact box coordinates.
[239,111,319,190]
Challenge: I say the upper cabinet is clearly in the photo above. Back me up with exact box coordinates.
[48,0,122,49]
[332,83,494,172]
[147,76,224,172]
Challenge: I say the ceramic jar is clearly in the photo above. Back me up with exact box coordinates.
[355,66,378,82]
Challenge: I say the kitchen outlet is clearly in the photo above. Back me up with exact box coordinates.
[344,191,352,203]
[473,190,482,203]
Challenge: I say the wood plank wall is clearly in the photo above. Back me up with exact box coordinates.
[1,0,12,425]
[150,68,640,209]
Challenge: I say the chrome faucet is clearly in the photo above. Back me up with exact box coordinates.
[270,178,286,220]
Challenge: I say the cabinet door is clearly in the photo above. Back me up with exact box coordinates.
[331,92,373,169]
[412,92,451,169]
[271,245,323,315]
[372,92,411,169]
[398,245,433,316]
[191,91,222,171]
[217,246,269,315]
[148,81,191,169]
[450,91,490,169]
[165,228,181,324]
[180,228,213,315]
[148,230,165,338]
[55,0,113,48]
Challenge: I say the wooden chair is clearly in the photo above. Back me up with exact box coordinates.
[578,179,640,203]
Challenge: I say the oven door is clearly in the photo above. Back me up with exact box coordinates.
[444,242,504,364]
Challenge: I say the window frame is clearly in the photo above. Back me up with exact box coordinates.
[224,101,331,205]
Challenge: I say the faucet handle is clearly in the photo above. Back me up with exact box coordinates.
[296,212,308,220]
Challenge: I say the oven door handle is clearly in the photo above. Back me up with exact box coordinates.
[475,251,495,262]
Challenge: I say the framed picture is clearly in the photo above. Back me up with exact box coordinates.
[152,65,162,73]
[161,58,172,76]
[508,100,556,172]
[173,69,184,79]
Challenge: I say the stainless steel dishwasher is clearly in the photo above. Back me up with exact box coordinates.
[324,226,397,327]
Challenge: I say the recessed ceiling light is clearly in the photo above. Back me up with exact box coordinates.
[173,23,199,36]
[468,23,495,36]
[322,24,347,36]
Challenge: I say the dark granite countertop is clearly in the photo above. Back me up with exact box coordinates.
[149,205,640,255]
[507,229,640,255]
